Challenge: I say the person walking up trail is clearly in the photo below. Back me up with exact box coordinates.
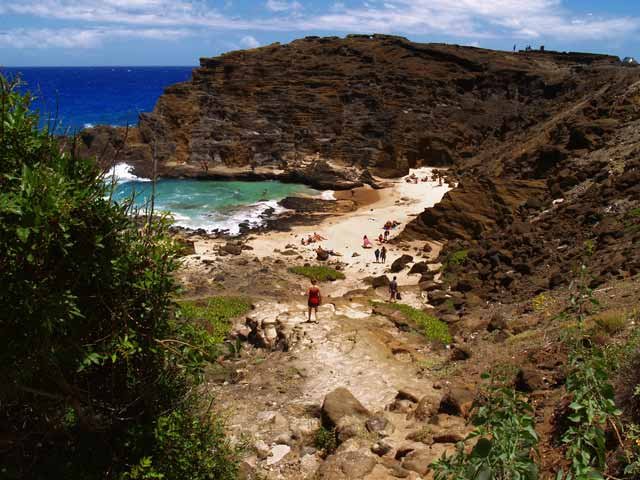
[374,248,380,263]
[389,276,398,302]
[380,246,387,264]
[306,279,321,323]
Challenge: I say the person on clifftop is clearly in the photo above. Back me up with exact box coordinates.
[306,279,321,323]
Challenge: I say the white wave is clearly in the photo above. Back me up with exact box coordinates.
[83,123,95,129]
[105,163,151,184]
[320,190,336,200]
[171,199,288,236]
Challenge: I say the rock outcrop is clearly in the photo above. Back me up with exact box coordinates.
[77,35,624,191]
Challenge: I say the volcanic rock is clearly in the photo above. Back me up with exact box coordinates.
[390,255,413,273]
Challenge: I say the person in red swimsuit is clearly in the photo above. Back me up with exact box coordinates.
[307,279,322,323]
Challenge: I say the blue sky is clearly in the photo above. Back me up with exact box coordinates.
[1,0,639,66]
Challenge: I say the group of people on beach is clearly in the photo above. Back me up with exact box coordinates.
[301,232,327,245]
[405,170,444,186]
[363,220,399,249]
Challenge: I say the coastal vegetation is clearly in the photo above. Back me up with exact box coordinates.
[375,302,452,344]
[0,76,238,479]
[433,374,539,480]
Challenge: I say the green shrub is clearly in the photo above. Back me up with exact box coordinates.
[383,303,452,344]
[289,265,346,281]
[179,296,252,343]
[0,75,236,479]
[561,346,622,479]
[445,249,469,268]
[432,375,539,480]
[314,426,337,454]
[122,408,240,480]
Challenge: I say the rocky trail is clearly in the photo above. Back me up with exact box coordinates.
[172,171,474,479]
[206,289,464,480]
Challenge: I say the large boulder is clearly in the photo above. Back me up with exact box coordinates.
[370,275,390,288]
[223,242,243,255]
[321,388,371,430]
[317,249,330,261]
[317,450,377,479]
[408,262,430,275]
[427,290,450,306]
[438,388,475,418]
[390,255,414,273]
[419,281,440,292]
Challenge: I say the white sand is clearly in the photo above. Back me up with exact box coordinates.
[243,167,451,297]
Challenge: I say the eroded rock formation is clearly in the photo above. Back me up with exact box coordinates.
[78,35,625,190]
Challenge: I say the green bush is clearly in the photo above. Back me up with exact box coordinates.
[122,408,239,480]
[0,76,236,479]
[179,296,252,343]
[561,346,622,479]
[432,375,539,480]
[383,303,452,344]
[289,265,346,281]
[314,426,337,455]
[445,249,469,268]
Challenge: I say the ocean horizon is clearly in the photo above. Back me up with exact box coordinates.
[1,66,195,131]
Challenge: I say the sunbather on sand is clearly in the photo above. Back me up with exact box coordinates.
[363,235,373,248]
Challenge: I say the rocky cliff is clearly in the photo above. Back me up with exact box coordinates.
[79,35,626,188]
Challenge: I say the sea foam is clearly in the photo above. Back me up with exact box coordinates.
[105,163,151,184]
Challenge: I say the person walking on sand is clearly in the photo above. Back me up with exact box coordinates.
[307,279,321,323]
[374,248,380,263]
[380,245,387,263]
[389,276,398,302]
[384,230,389,242]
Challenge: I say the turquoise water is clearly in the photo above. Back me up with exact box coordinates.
[111,176,319,234]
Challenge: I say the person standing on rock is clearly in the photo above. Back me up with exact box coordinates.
[380,246,387,264]
[307,279,321,323]
[374,248,380,263]
[389,276,398,302]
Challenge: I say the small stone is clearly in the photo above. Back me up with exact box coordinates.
[366,415,395,437]
[402,449,433,475]
[266,444,291,465]
[371,440,393,456]
[389,399,414,414]
[396,389,421,403]
[254,440,270,460]
[274,432,294,445]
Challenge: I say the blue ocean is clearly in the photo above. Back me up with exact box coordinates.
[0,65,325,233]
[1,66,194,131]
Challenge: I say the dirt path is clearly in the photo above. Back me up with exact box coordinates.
[177,170,463,479]
[206,292,449,480]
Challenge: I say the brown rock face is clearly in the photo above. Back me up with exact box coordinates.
[403,177,547,242]
[78,35,622,188]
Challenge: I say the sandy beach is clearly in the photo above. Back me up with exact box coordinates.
[192,167,451,299]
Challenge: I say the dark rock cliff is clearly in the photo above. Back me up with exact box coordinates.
[78,35,624,187]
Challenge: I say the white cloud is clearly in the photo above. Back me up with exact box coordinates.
[265,0,302,13]
[0,27,190,49]
[0,0,638,48]
[240,35,260,48]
